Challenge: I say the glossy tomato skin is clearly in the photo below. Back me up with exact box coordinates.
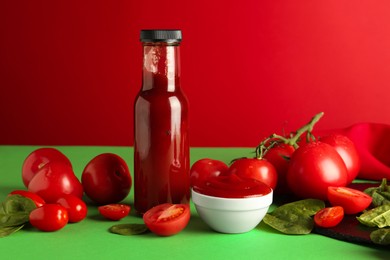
[287,142,348,200]
[190,158,228,188]
[22,148,72,188]
[327,186,372,214]
[143,203,190,236]
[228,158,277,189]
[82,153,132,205]
[28,162,83,203]
[263,143,295,194]
[320,134,361,185]
[98,204,131,221]
[29,204,69,232]
[56,195,87,223]
[9,190,45,208]
[314,206,344,228]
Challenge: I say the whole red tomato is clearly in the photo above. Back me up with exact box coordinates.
[287,142,348,200]
[56,195,88,223]
[9,190,46,208]
[29,204,69,232]
[263,143,295,194]
[22,147,72,188]
[81,153,132,205]
[320,134,361,185]
[28,163,83,203]
[228,158,278,189]
[190,158,228,188]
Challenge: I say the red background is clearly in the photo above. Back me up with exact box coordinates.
[1,1,390,147]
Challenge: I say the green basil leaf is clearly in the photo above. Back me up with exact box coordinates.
[263,199,325,235]
[357,204,390,228]
[109,224,149,235]
[0,195,36,227]
[370,228,390,245]
[0,224,25,238]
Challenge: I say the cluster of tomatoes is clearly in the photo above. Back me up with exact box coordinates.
[190,113,373,229]
[11,148,132,231]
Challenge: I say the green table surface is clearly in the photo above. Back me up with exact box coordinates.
[0,146,389,260]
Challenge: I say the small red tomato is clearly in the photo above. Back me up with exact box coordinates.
[320,134,361,185]
[9,190,46,208]
[29,204,69,232]
[263,143,295,194]
[56,195,88,223]
[143,203,190,236]
[327,186,372,214]
[98,204,131,221]
[28,162,83,203]
[82,153,132,205]
[228,158,278,189]
[314,206,344,228]
[190,158,228,188]
[22,148,72,188]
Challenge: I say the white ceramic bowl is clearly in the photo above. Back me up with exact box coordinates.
[191,188,273,234]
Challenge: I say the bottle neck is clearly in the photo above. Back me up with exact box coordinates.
[142,42,181,92]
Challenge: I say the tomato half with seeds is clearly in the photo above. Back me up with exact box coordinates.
[314,206,344,228]
[327,186,372,214]
[143,203,190,236]
[98,204,131,221]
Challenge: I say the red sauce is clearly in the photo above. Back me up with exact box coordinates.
[134,38,190,214]
[193,174,272,198]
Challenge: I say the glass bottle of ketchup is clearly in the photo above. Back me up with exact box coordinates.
[134,30,190,214]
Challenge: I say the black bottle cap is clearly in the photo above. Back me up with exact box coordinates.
[140,30,182,43]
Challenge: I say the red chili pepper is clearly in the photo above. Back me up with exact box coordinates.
[335,123,390,181]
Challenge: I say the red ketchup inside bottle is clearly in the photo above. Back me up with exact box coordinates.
[134,30,190,214]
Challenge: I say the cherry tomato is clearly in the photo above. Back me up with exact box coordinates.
[190,158,228,188]
[22,147,72,188]
[82,153,132,205]
[193,173,272,198]
[228,158,278,189]
[98,204,131,221]
[327,186,372,214]
[263,143,295,194]
[9,190,45,208]
[28,162,83,203]
[143,203,190,236]
[314,206,344,228]
[287,142,348,200]
[56,195,87,223]
[320,134,361,185]
[29,204,69,232]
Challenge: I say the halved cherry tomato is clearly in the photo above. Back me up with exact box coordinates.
[314,206,344,228]
[327,186,372,214]
[56,195,88,223]
[9,190,45,208]
[143,203,190,236]
[190,158,228,188]
[98,204,131,221]
[29,204,69,232]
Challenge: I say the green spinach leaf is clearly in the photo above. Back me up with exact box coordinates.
[263,199,325,235]
[109,223,149,235]
[357,204,390,228]
[365,178,390,207]
[370,228,390,245]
